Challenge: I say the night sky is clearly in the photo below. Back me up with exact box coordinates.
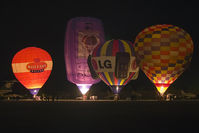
[1,0,199,95]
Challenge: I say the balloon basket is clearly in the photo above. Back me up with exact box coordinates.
[160,95,165,101]
[157,92,166,101]
[33,95,41,101]
[114,94,119,101]
[82,95,87,101]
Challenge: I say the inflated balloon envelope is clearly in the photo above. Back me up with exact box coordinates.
[64,17,105,97]
[89,40,139,95]
[11,47,53,98]
[134,24,194,97]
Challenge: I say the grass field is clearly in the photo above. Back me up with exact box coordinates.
[0,100,199,133]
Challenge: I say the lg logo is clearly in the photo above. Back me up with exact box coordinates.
[92,59,112,70]
[98,60,112,69]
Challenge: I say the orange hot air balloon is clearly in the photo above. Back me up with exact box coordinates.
[134,24,193,97]
[11,47,53,97]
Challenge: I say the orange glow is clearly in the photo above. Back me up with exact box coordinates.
[12,47,53,94]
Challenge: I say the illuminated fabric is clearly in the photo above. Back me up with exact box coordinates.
[12,47,53,95]
[134,24,193,95]
[92,40,139,94]
[64,17,105,95]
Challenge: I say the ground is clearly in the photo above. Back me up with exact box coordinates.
[0,100,199,133]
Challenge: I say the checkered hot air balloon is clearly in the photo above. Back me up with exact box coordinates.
[91,40,139,97]
[12,47,53,97]
[134,24,194,96]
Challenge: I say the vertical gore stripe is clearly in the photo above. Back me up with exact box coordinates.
[123,72,135,85]
[96,44,104,56]
[99,73,110,85]
[118,40,125,52]
[100,40,112,56]
[106,40,113,56]
[113,72,117,85]
[93,44,100,56]
[112,40,119,56]
[120,40,132,56]
[120,79,125,85]
[104,72,113,85]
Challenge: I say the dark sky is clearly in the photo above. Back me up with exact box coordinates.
[1,0,199,93]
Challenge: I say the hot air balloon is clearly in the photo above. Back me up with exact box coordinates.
[64,17,105,100]
[90,39,139,100]
[12,47,53,99]
[134,24,193,98]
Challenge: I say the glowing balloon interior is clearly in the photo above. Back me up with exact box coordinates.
[77,84,92,95]
[64,17,105,95]
[91,40,139,94]
[12,47,53,96]
[134,24,193,96]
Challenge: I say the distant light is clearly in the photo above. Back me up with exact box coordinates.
[77,84,92,95]
[34,90,37,93]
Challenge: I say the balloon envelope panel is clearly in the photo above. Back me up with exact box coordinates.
[134,24,193,95]
[12,47,53,95]
[92,40,138,94]
[65,17,105,85]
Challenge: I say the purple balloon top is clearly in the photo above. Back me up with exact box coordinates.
[64,17,105,85]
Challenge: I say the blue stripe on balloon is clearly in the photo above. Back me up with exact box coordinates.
[101,72,111,86]
[118,40,125,52]
[117,79,122,85]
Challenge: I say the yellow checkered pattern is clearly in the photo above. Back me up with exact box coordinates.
[134,24,193,84]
